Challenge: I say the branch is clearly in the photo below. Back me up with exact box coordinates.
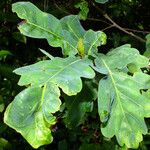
[90,1,146,43]
[53,0,70,15]
[101,24,115,31]
[124,28,150,34]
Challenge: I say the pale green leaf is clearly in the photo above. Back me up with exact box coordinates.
[74,0,89,20]
[95,44,149,74]
[12,2,63,48]
[12,2,106,56]
[95,45,150,148]
[14,57,95,96]
[4,83,60,148]
[144,34,150,57]
[95,0,109,4]
[39,48,54,60]
[12,32,27,43]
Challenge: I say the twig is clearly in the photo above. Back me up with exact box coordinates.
[124,28,150,34]
[103,14,146,43]
[53,0,70,15]
[101,24,115,31]
[87,17,111,25]
[90,0,146,43]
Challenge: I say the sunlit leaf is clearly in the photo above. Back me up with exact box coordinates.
[0,50,12,58]
[144,34,150,57]
[95,44,150,148]
[4,84,60,148]
[4,56,95,148]
[14,57,95,95]
[12,2,106,56]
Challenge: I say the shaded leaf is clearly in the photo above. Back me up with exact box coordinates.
[4,56,95,148]
[64,81,97,128]
[0,50,12,58]
[60,15,85,55]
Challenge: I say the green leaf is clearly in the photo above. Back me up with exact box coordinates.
[0,50,12,58]
[4,57,95,148]
[12,2,106,56]
[14,57,95,95]
[60,15,85,55]
[4,84,60,148]
[95,0,109,4]
[39,48,54,60]
[0,138,11,149]
[0,96,4,113]
[94,44,149,74]
[83,30,107,56]
[12,2,63,47]
[74,0,89,20]
[64,81,97,128]
[12,32,27,43]
[95,45,150,148]
[144,34,150,57]
[61,16,106,56]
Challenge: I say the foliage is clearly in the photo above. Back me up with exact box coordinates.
[144,34,150,57]
[74,0,89,20]
[2,1,150,150]
[0,0,150,150]
[95,0,109,4]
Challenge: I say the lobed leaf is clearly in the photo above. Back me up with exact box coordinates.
[12,2,106,56]
[4,84,60,148]
[95,45,150,148]
[14,57,95,95]
[4,56,95,148]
